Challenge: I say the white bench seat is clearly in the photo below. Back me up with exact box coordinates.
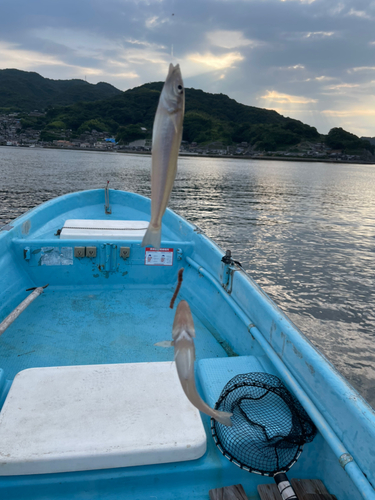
[60,219,149,239]
[0,362,206,475]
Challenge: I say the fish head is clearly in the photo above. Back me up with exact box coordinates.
[162,63,185,114]
[172,300,195,341]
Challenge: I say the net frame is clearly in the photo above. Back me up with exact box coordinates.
[211,372,317,476]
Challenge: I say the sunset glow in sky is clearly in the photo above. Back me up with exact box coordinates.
[1,0,375,136]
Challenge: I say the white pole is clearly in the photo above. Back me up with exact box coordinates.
[0,286,48,336]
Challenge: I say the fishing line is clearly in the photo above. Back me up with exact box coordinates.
[170,0,176,61]
[170,268,184,308]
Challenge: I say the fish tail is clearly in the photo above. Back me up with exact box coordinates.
[141,225,162,249]
[213,410,233,427]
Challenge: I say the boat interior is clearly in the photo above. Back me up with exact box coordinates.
[0,189,374,500]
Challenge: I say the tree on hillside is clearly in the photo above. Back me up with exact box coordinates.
[326,127,374,154]
[116,124,148,144]
[77,119,108,134]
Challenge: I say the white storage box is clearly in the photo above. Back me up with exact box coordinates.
[60,219,149,240]
[0,362,206,475]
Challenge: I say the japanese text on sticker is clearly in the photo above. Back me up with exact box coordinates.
[145,248,173,266]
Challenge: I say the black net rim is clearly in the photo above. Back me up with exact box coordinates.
[210,372,316,476]
[211,417,303,476]
[215,378,298,411]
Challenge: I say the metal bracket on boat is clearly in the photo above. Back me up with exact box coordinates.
[24,247,31,261]
[98,243,117,272]
[176,248,183,261]
[339,453,354,469]
[221,250,243,269]
[221,250,241,294]
[104,181,112,215]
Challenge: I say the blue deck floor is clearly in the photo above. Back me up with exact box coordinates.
[0,285,228,381]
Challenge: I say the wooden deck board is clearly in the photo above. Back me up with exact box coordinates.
[257,479,336,500]
[257,483,279,500]
[303,495,337,500]
[209,484,249,500]
[291,479,336,500]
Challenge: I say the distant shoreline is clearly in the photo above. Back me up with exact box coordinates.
[178,152,375,165]
[1,144,374,165]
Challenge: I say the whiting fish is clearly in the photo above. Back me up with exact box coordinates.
[141,63,185,249]
[156,301,233,426]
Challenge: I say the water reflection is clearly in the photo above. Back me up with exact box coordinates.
[1,147,375,407]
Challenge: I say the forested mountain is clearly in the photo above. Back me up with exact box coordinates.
[327,128,374,152]
[42,81,321,150]
[1,70,373,153]
[0,69,122,111]
[361,136,375,145]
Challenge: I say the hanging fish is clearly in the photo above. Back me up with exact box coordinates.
[141,63,185,249]
[156,300,233,426]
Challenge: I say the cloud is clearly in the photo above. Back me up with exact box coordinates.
[315,75,336,81]
[280,0,316,4]
[304,31,335,39]
[125,39,166,49]
[0,0,375,135]
[322,109,375,117]
[0,39,142,85]
[327,83,360,90]
[207,30,258,49]
[329,3,345,15]
[347,8,372,19]
[117,47,167,66]
[0,41,79,70]
[188,51,244,69]
[145,16,160,28]
[350,66,375,72]
[260,90,318,104]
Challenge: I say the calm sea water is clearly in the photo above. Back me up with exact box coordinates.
[1,146,374,407]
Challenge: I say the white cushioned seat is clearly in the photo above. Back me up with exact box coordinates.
[60,219,149,239]
[0,362,206,475]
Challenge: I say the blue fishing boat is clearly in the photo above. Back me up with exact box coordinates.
[0,187,374,500]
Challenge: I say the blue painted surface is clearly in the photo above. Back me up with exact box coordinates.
[0,286,227,380]
[0,188,374,500]
[197,356,278,407]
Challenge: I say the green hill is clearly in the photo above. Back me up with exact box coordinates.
[1,70,373,153]
[361,136,375,146]
[43,82,321,150]
[328,128,374,154]
[0,69,122,111]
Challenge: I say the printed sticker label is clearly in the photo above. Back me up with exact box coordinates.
[145,248,173,266]
[40,247,73,266]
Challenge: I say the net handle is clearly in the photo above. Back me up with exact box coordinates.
[274,473,298,500]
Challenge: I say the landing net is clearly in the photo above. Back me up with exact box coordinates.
[211,372,317,475]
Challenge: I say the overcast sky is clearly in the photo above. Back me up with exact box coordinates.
[1,0,374,136]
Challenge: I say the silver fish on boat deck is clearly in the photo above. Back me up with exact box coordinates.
[156,301,233,426]
[141,63,185,250]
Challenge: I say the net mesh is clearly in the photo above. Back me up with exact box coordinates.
[211,372,317,476]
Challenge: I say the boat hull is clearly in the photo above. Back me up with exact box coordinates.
[0,189,374,499]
